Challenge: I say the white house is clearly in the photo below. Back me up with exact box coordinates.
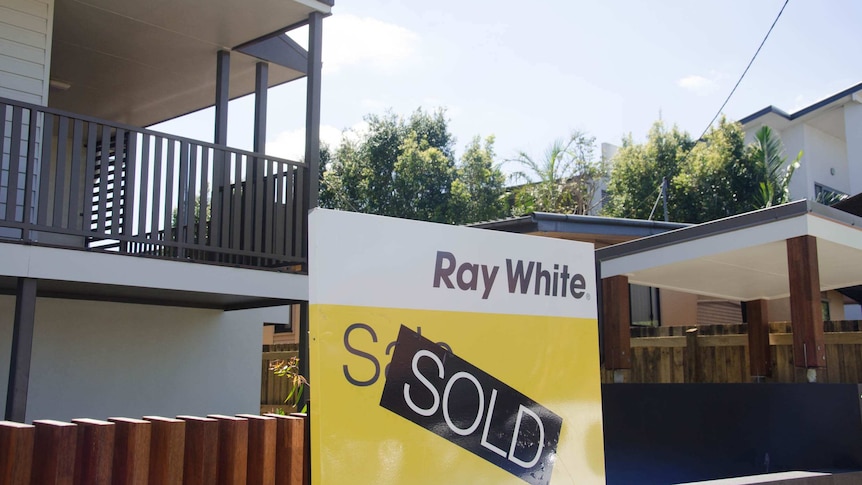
[740,82,862,203]
[0,0,329,422]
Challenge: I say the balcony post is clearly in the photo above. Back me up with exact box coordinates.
[253,62,268,154]
[214,50,231,146]
[5,278,37,422]
[305,12,323,211]
[211,50,231,250]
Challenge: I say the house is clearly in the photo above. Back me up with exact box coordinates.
[740,82,862,203]
[0,0,329,422]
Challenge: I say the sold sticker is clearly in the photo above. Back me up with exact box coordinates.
[381,326,562,485]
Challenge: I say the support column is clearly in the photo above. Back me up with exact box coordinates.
[602,275,632,382]
[212,50,231,249]
[297,302,309,411]
[253,61,268,154]
[744,299,771,382]
[786,235,826,382]
[304,12,323,211]
[252,62,268,252]
[214,50,231,146]
[5,278,37,422]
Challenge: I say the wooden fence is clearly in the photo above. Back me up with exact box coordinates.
[0,413,308,485]
[601,321,862,384]
[261,344,300,414]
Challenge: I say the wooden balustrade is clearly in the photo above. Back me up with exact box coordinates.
[0,97,307,270]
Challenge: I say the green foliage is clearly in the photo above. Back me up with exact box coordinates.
[450,135,508,223]
[750,125,801,208]
[508,131,608,215]
[270,356,308,413]
[604,118,800,223]
[603,121,694,221]
[672,118,762,222]
[320,108,508,224]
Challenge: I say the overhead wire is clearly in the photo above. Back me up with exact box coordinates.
[695,0,790,141]
[648,0,791,220]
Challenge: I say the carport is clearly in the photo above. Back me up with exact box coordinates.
[596,200,862,382]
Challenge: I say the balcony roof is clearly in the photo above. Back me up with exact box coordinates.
[48,0,332,128]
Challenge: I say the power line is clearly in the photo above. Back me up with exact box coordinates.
[696,0,790,141]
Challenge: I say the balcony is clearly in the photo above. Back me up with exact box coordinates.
[0,96,308,272]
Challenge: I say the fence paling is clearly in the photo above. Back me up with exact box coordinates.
[0,413,308,485]
[261,345,300,408]
[609,321,862,384]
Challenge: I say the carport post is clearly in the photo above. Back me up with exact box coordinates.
[602,275,632,382]
[744,299,771,382]
[786,235,826,382]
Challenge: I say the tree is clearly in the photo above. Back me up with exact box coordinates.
[603,122,694,220]
[604,118,800,223]
[319,108,508,224]
[450,135,508,223]
[508,131,607,215]
[750,125,800,208]
[672,118,762,222]
[390,131,456,222]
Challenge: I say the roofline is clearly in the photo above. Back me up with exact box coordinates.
[529,212,689,230]
[596,200,862,263]
[739,81,862,125]
[471,212,689,238]
[469,215,534,231]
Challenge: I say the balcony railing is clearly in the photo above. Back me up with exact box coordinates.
[0,97,308,270]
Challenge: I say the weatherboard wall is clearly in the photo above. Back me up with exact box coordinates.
[0,0,53,105]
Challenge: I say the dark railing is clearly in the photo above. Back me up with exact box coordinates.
[0,97,308,269]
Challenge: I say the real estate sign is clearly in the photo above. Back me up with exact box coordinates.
[309,209,605,485]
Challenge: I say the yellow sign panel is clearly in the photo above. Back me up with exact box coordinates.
[310,209,605,484]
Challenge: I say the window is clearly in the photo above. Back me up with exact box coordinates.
[630,284,660,327]
[814,183,848,205]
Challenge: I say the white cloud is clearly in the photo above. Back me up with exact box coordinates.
[677,75,720,96]
[288,14,419,74]
[266,121,368,161]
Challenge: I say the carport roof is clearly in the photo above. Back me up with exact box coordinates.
[596,200,862,301]
[472,212,689,248]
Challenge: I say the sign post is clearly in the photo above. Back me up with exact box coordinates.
[309,209,605,484]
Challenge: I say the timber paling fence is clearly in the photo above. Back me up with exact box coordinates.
[601,320,862,384]
[261,344,300,414]
[0,412,308,485]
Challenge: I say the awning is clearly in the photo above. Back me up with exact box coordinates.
[597,200,862,301]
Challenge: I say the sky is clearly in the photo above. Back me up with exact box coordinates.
[153,0,862,177]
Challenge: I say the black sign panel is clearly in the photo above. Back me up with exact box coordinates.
[380,325,563,485]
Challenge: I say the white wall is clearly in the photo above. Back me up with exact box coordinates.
[0,296,289,422]
[844,101,862,196]
[804,124,849,198]
[778,124,809,201]
[0,0,54,105]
